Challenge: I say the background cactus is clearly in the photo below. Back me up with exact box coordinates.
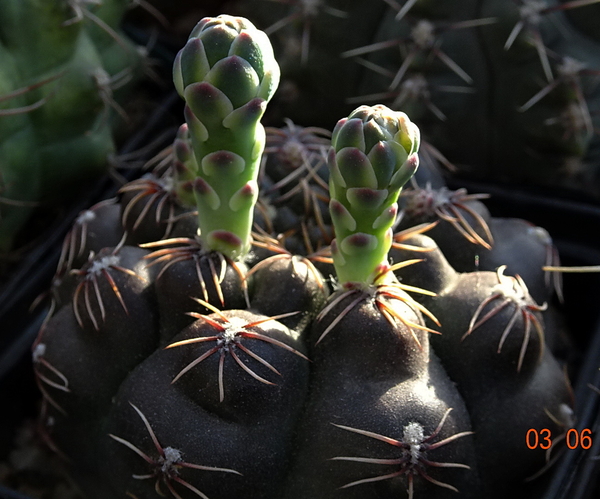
[0,0,146,256]
[232,0,600,197]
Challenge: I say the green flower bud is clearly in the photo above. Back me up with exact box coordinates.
[328,105,420,287]
[172,15,280,260]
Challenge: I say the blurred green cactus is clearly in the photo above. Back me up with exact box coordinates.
[0,0,144,254]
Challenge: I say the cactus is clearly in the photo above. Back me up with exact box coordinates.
[29,13,579,499]
[31,15,325,498]
[235,0,600,196]
[0,0,145,254]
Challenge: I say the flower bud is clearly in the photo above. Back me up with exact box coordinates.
[328,105,420,286]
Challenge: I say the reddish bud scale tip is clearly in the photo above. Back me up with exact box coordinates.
[176,123,189,138]
[333,118,367,151]
[209,230,243,247]
[332,117,348,137]
[184,82,233,122]
[346,188,388,210]
[222,97,267,131]
[330,199,357,231]
[235,30,254,44]
[174,141,192,161]
[186,81,220,100]
[174,161,187,174]
[202,151,245,177]
[373,262,391,279]
[230,31,265,77]
[230,181,259,212]
[181,180,194,193]
[345,233,377,249]
[238,182,257,197]
[193,177,211,195]
[196,25,238,67]
[331,239,339,253]
[373,204,398,230]
[205,55,260,109]
[209,150,237,163]
[407,153,419,171]
[330,199,347,216]
[192,177,220,211]
[180,38,209,87]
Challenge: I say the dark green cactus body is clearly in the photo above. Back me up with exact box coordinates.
[284,291,481,499]
[390,233,573,497]
[35,224,327,498]
[396,179,561,305]
[35,132,577,499]
[104,307,311,498]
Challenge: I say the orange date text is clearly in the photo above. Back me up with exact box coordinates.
[526,428,592,450]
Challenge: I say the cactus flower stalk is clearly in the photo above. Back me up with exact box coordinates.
[328,104,420,287]
[172,15,280,260]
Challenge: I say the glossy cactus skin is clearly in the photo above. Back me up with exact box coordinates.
[35,135,576,499]
[32,14,578,499]
[0,0,143,253]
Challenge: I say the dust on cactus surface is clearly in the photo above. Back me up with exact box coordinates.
[1,2,599,499]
